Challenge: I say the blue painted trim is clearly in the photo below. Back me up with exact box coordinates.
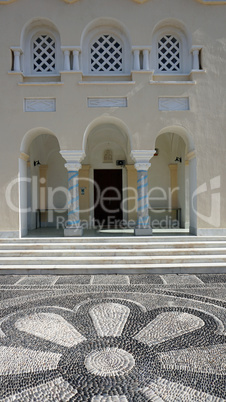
[68,183,79,192]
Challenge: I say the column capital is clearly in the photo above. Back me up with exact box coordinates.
[134,162,151,171]
[65,162,81,172]
[60,150,85,163]
[131,150,156,165]
[11,47,23,54]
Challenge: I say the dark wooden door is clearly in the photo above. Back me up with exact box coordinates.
[94,169,123,227]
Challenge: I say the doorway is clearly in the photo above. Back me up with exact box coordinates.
[94,169,123,227]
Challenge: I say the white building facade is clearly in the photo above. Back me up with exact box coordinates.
[0,0,226,237]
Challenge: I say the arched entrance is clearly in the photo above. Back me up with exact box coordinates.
[82,118,132,229]
[151,126,197,234]
[19,129,66,237]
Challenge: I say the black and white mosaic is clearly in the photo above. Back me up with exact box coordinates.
[0,274,225,401]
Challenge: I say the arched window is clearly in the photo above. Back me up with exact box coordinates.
[22,20,62,76]
[32,34,56,73]
[151,23,191,75]
[90,34,123,73]
[158,34,181,72]
[81,21,131,76]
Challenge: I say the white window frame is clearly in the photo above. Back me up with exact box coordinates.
[152,27,191,75]
[23,26,62,76]
[82,25,131,76]
[90,33,123,74]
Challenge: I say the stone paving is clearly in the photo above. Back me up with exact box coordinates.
[0,274,225,401]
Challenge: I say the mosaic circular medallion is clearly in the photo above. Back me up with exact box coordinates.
[84,347,135,376]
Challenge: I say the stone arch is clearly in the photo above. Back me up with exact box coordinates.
[20,127,61,155]
[82,116,133,158]
[19,128,66,237]
[81,117,133,228]
[151,125,197,234]
[81,18,132,75]
[155,124,195,153]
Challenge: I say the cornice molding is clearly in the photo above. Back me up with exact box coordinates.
[60,150,86,164]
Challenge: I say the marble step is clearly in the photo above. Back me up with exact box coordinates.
[1,255,226,265]
[0,262,225,275]
[1,236,226,244]
[0,241,226,250]
[0,247,226,257]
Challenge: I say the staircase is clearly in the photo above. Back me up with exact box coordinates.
[0,236,226,274]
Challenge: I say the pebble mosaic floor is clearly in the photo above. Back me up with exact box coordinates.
[0,273,225,401]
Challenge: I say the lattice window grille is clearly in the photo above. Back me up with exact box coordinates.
[158,35,180,72]
[33,35,56,73]
[90,35,123,72]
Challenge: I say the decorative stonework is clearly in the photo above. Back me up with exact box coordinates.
[85,348,135,377]
[88,98,127,108]
[135,312,204,345]
[92,396,128,402]
[32,35,56,73]
[159,344,226,375]
[90,35,123,73]
[3,377,77,401]
[158,35,180,72]
[130,150,156,164]
[0,280,226,401]
[15,313,86,347]
[24,98,56,112]
[0,346,61,375]
[60,150,85,164]
[159,97,189,111]
[89,303,130,337]
[103,149,113,163]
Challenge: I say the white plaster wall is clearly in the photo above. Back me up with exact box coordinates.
[47,151,67,209]
[149,135,171,209]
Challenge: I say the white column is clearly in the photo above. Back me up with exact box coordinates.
[131,150,156,236]
[14,51,21,72]
[191,48,200,70]
[73,50,80,71]
[65,163,81,226]
[133,49,140,71]
[142,49,150,71]
[19,152,30,237]
[186,150,197,235]
[64,50,71,71]
[60,150,85,236]
[11,48,22,72]
[135,163,151,228]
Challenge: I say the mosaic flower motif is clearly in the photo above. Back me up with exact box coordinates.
[0,299,225,401]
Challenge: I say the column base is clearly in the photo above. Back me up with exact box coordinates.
[64,227,83,237]
[134,228,152,236]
